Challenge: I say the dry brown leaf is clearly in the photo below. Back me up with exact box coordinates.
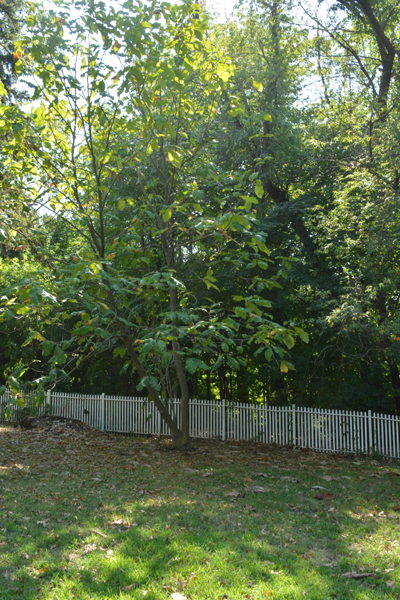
[321,476,337,482]
[386,580,396,588]
[224,490,241,498]
[124,584,136,591]
[252,486,269,493]
[314,493,337,500]
[390,503,400,511]
[89,529,107,538]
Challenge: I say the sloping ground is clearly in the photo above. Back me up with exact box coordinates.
[1,424,400,600]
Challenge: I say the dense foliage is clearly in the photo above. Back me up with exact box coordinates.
[1,0,399,440]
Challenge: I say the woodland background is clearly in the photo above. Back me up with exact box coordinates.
[1,0,399,423]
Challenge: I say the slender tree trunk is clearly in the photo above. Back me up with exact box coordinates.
[170,286,190,445]
[388,360,400,416]
[105,286,187,446]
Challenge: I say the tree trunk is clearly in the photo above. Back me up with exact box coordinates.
[388,360,400,416]
[170,286,190,445]
[106,286,188,446]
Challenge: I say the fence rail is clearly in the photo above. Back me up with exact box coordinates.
[1,389,399,458]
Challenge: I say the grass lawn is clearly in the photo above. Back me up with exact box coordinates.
[1,423,400,600]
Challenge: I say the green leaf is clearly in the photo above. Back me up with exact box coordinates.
[15,60,23,75]
[0,81,7,97]
[264,347,273,361]
[280,360,289,373]
[118,198,125,210]
[263,114,272,121]
[54,345,67,365]
[221,342,229,352]
[227,356,240,370]
[255,180,264,198]
[211,356,224,371]
[155,340,166,353]
[253,80,263,92]
[186,357,210,374]
[166,150,182,168]
[296,328,309,343]
[283,333,295,349]
[216,66,231,82]
[41,341,54,356]
[162,207,172,222]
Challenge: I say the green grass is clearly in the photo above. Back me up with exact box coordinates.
[1,425,400,600]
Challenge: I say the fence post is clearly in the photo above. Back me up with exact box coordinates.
[292,404,296,447]
[222,398,226,441]
[46,389,51,415]
[368,409,373,454]
[101,393,105,432]
[158,400,162,438]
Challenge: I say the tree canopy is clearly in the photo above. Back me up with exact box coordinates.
[1,0,399,442]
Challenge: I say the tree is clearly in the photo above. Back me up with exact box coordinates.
[0,0,25,100]
[0,0,305,444]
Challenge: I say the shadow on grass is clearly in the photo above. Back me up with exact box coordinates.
[1,436,399,599]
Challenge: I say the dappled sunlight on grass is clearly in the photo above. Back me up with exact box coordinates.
[1,425,400,599]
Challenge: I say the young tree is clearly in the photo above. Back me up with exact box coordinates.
[0,0,305,444]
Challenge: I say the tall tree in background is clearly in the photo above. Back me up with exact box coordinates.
[0,0,24,100]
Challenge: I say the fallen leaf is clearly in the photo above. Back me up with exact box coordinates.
[312,486,327,490]
[314,493,337,500]
[36,519,50,527]
[281,476,300,483]
[386,580,396,588]
[245,504,258,512]
[203,472,213,478]
[124,584,136,590]
[342,572,375,579]
[224,490,241,498]
[90,529,107,538]
[390,503,400,511]
[321,476,337,481]
[171,594,187,600]
[253,486,268,493]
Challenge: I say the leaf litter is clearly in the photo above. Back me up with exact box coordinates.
[0,423,400,599]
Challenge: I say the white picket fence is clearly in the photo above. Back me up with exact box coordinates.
[1,389,399,458]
